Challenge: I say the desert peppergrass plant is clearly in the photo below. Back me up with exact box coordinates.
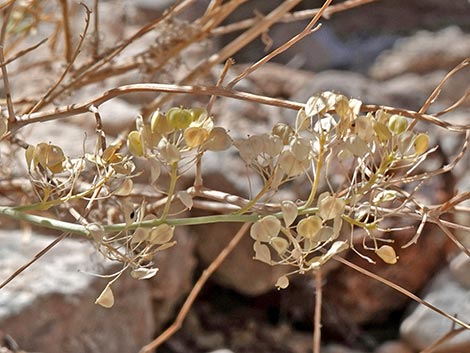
[1,0,470,352]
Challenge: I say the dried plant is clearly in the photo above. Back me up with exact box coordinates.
[0,1,469,353]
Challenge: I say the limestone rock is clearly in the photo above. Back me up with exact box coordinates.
[400,267,470,353]
[370,27,470,80]
[0,230,154,353]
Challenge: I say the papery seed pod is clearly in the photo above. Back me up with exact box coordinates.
[25,145,35,169]
[141,124,161,149]
[345,136,369,157]
[388,115,408,135]
[250,215,281,242]
[375,245,398,264]
[281,200,298,227]
[355,114,374,142]
[95,284,114,308]
[275,275,289,289]
[295,109,309,132]
[150,110,172,135]
[305,91,336,117]
[132,227,151,243]
[279,150,307,177]
[297,215,322,239]
[102,144,121,163]
[34,143,65,173]
[414,133,429,155]
[270,236,289,254]
[289,136,311,161]
[130,267,159,280]
[374,121,391,143]
[148,156,161,185]
[167,107,193,130]
[272,123,293,145]
[127,130,144,157]
[203,127,232,151]
[263,134,283,158]
[397,131,414,155]
[177,190,193,210]
[319,195,345,220]
[157,139,180,164]
[189,107,208,121]
[253,241,272,264]
[184,126,209,148]
[149,224,174,244]
[114,178,134,196]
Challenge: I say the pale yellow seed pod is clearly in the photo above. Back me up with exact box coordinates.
[297,215,322,239]
[95,284,114,308]
[184,126,209,148]
[270,236,289,254]
[150,110,171,135]
[374,121,391,143]
[127,130,144,157]
[388,115,408,135]
[414,133,429,155]
[375,245,398,264]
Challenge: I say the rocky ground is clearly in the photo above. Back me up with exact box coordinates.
[1,1,470,353]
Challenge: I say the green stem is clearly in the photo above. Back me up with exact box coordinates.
[302,134,326,209]
[0,206,90,236]
[161,162,178,220]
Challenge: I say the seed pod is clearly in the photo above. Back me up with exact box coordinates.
[318,195,345,220]
[95,284,114,308]
[388,115,408,135]
[250,215,281,242]
[275,275,289,289]
[127,130,144,157]
[148,224,174,244]
[167,107,193,130]
[272,123,293,145]
[297,215,322,239]
[184,126,209,148]
[375,245,398,264]
[414,133,429,155]
[204,127,232,151]
[270,236,289,254]
[150,110,172,135]
[281,200,298,227]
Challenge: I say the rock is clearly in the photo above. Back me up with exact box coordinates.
[322,343,366,353]
[374,340,415,353]
[0,230,154,353]
[370,26,470,80]
[450,252,470,289]
[150,226,197,331]
[400,267,470,353]
[193,219,290,296]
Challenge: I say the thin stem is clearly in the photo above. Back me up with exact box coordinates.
[313,269,322,353]
[303,134,326,209]
[161,162,178,220]
[334,255,470,330]
[139,222,251,353]
[59,0,72,63]
[0,232,70,290]
[0,3,15,123]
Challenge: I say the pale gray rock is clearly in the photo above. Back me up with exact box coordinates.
[400,267,470,353]
[450,252,470,289]
[0,230,154,353]
[370,26,470,80]
[374,340,415,353]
